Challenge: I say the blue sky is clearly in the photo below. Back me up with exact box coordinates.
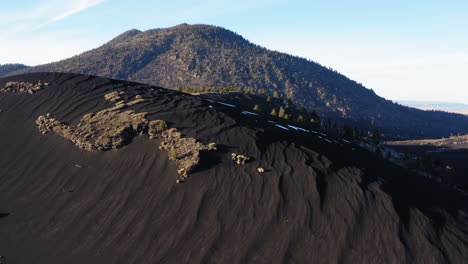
[1,0,468,103]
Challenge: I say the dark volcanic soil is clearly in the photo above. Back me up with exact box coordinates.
[1,73,468,264]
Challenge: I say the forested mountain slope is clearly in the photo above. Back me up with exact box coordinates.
[11,24,468,138]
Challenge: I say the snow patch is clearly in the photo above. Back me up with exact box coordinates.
[215,101,236,107]
[287,125,308,132]
[275,124,290,131]
[204,99,236,107]
[242,111,259,116]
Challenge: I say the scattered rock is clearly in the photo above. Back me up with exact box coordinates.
[110,100,127,111]
[104,91,125,102]
[1,80,47,94]
[257,167,265,173]
[127,97,145,106]
[207,142,217,149]
[160,128,216,178]
[148,120,167,139]
[231,153,250,165]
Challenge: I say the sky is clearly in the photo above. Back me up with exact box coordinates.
[1,0,468,104]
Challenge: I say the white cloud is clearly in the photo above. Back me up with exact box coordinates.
[0,0,107,65]
[43,0,106,26]
[0,0,106,38]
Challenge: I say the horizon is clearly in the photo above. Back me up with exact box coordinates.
[1,1,468,104]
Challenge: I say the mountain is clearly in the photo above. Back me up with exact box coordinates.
[9,24,468,138]
[1,72,468,263]
[400,100,468,115]
[0,63,29,77]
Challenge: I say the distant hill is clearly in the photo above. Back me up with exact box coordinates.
[0,63,28,77]
[400,100,468,115]
[9,24,468,138]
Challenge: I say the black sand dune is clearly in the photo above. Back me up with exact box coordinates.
[1,73,468,264]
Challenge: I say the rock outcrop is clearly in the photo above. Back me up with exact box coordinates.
[36,92,153,152]
[1,81,47,94]
[36,110,148,151]
[148,120,167,139]
[36,91,216,178]
[160,128,216,178]
[104,91,125,102]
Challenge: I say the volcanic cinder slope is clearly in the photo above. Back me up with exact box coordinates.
[9,24,468,138]
[1,73,468,264]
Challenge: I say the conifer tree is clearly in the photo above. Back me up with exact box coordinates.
[271,108,277,116]
[278,107,286,118]
[253,104,261,111]
[298,115,304,122]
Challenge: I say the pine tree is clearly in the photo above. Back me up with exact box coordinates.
[298,115,304,122]
[284,114,290,120]
[273,91,280,98]
[270,108,277,116]
[266,96,272,103]
[278,107,286,118]
[253,104,261,111]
